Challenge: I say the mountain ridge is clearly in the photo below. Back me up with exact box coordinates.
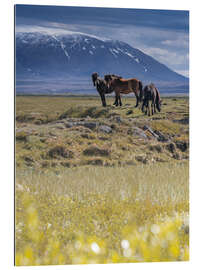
[15,31,189,94]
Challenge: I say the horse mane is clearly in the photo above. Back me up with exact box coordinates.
[149,83,155,88]
[92,72,98,81]
[110,74,122,79]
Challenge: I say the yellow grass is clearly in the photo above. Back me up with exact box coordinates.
[16,163,189,265]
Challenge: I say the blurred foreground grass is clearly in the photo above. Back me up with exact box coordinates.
[15,163,189,265]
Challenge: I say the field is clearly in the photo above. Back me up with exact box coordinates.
[15,95,189,265]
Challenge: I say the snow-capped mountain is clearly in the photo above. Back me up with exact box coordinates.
[15,31,189,94]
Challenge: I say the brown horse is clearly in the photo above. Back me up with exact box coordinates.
[141,83,162,116]
[104,75,143,107]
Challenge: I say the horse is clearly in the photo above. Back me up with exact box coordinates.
[91,73,122,107]
[104,75,143,107]
[141,83,162,116]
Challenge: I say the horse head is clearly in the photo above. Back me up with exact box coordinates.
[92,72,98,86]
[104,74,122,89]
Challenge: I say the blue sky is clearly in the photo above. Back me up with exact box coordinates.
[15,5,189,77]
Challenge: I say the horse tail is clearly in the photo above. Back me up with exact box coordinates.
[138,81,143,101]
[155,87,161,112]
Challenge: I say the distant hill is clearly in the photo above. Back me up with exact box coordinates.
[16,31,189,94]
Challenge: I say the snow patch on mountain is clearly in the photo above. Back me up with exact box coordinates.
[52,35,70,60]
[109,48,119,58]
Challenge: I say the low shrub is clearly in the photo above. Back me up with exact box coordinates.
[47,145,74,159]
[83,145,110,157]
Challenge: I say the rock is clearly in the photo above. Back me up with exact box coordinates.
[83,122,97,130]
[126,110,133,115]
[98,125,112,134]
[65,122,74,128]
[65,121,97,130]
[143,125,159,139]
[98,136,109,141]
[175,141,189,152]
[143,126,170,142]
[55,124,65,130]
[110,124,117,130]
[130,127,147,139]
[173,118,189,125]
[114,116,122,123]
[166,143,176,153]
[154,130,170,142]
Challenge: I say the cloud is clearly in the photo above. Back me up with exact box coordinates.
[142,47,188,68]
[161,35,189,49]
[174,69,189,77]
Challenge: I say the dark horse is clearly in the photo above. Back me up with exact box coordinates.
[104,75,143,107]
[91,73,122,107]
[141,83,162,116]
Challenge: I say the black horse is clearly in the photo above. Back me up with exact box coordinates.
[141,83,162,116]
[91,73,122,107]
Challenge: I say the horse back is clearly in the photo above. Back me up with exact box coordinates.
[115,78,139,89]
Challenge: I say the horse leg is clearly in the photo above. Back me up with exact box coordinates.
[133,84,140,107]
[154,102,156,113]
[99,92,106,107]
[151,102,154,115]
[142,99,146,113]
[115,93,119,107]
[119,95,122,106]
[145,100,148,115]
[148,101,151,116]
[134,92,139,107]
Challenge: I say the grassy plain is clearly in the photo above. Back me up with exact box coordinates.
[15,95,189,265]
